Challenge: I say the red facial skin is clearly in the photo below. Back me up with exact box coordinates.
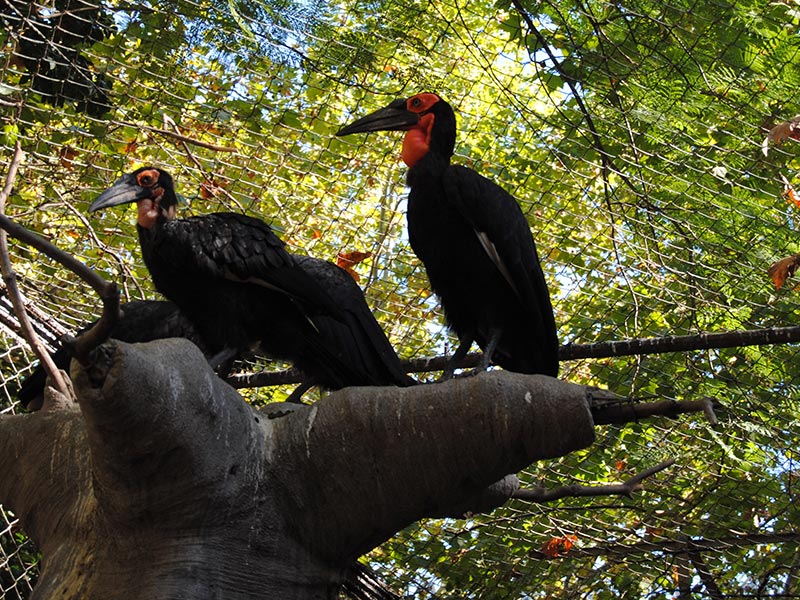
[134,169,173,228]
[401,94,440,168]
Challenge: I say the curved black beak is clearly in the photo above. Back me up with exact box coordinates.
[89,173,151,212]
[336,100,419,136]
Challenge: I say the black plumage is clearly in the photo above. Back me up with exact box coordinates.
[293,255,414,388]
[337,93,559,377]
[89,167,414,395]
[17,300,208,410]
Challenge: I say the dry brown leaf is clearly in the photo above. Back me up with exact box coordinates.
[541,535,578,558]
[768,253,800,290]
[337,250,372,282]
[763,115,800,156]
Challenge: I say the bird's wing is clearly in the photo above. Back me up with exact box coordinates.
[294,256,415,387]
[442,164,556,325]
[154,213,344,318]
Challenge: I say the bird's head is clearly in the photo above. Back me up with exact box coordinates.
[336,93,456,168]
[89,167,178,228]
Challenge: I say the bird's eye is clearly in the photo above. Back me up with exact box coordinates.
[410,97,422,108]
[137,172,156,186]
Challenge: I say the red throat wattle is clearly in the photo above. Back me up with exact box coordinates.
[401,113,435,167]
[136,188,165,229]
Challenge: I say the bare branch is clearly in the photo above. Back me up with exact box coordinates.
[112,119,238,153]
[536,532,800,559]
[160,114,247,213]
[560,326,800,360]
[783,552,800,597]
[0,147,119,365]
[512,459,675,503]
[0,143,71,400]
[589,393,718,426]
[225,325,800,389]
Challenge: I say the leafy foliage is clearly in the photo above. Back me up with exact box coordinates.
[1,0,800,597]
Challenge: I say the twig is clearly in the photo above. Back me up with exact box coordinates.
[0,143,72,400]
[783,552,800,597]
[512,459,675,503]
[0,148,119,364]
[112,119,238,153]
[227,366,305,388]
[160,114,247,213]
[57,189,145,301]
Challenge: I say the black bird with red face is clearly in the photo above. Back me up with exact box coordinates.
[338,93,558,377]
[89,167,414,397]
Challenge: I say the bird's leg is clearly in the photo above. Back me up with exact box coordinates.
[439,335,474,381]
[285,380,315,404]
[444,329,502,380]
[476,328,502,372]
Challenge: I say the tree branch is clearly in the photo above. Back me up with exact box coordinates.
[783,551,800,597]
[589,393,719,426]
[559,326,800,360]
[0,147,119,365]
[533,532,800,559]
[0,143,71,400]
[225,325,800,389]
[512,459,675,503]
[112,119,238,153]
[688,550,726,600]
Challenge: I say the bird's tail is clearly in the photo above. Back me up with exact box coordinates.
[341,563,401,600]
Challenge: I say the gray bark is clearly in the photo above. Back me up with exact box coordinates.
[0,338,596,599]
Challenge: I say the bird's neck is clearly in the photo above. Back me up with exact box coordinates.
[406,147,450,188]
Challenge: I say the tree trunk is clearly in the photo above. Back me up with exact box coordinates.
[0,338,596,599]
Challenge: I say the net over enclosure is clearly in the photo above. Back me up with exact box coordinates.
[1,0,799,598]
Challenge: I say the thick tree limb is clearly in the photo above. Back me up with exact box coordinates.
[512,459,675,503]
[0,338,724,597]
[0,340,600,597]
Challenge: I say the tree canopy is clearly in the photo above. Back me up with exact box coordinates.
[1,0,799,597]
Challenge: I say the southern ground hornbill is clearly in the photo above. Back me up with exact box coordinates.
[18,300,209,410]
[337,93,559,377]
[88,167,414,398]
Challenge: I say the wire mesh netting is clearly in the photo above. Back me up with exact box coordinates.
[1,0,800,597]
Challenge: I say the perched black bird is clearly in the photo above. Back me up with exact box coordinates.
[18,300,209,410]
[337,93,559,377]
[88,167,414,397]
